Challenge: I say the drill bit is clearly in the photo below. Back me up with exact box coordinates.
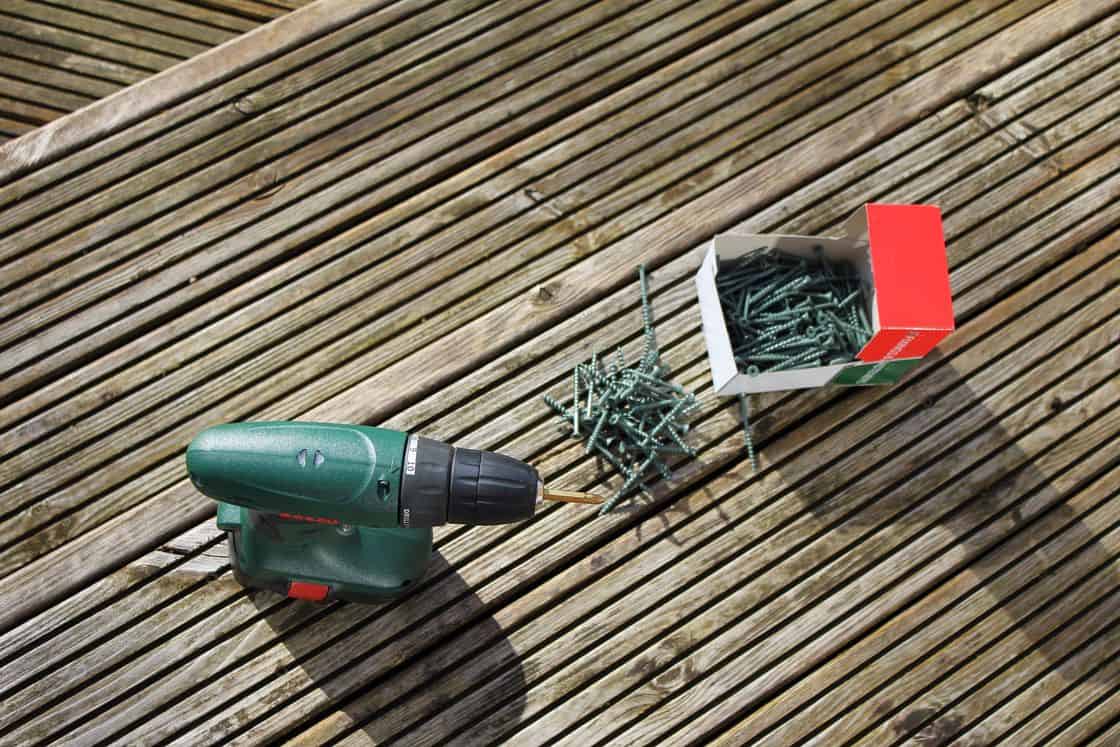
[541,487,604,505]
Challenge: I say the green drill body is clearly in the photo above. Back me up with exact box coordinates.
[187,421,545,603]
[188,422,409,526]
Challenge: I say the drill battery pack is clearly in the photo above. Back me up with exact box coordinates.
[217,502,432,603]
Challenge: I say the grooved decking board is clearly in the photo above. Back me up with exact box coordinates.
[0,0,1117,744]
[0,0,310,133]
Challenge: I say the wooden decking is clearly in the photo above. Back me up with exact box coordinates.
[1,0,1118,744]
[0,0,308,141]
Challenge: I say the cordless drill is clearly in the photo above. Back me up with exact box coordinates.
[186,421,599,603]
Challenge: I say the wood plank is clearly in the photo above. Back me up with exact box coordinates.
[1,590,295,745]
[815,76,1120,242]
[0,259,719,647]
[162,74,1120,730]
[109,48,1120,676]
[0,0,302,133]
[759,470,1120,747]
[710,469,1120,747]
[236,42,1120,734]
[294,0,1113,426]
[262,0,308,9]
[4,2,1115,743]
[45,302,1111,743]
[0,201,1079,743]
[0,73,94,112]
[916,606,1120,746]
[0,268,716,730]
[0,0,1102,618]
[134,225,1120,743]
[297,374,1120,743]
[34,0,241,47]
[0,521,222,692]
[0,8,183,71]
[0,0,377,178]
[0,94,63,125]
[110,0,260,33]
[865,562,1120,747]
[319,347,1120,742]
[0,0,721,323]
[0,0,860,560]
[0,0,707,566]
[1087,715,1120,747]
[0,116,35,138]
[461,304,1120,747]
[0,269,715,668]
[0,284,733,741]
[0,54,120,99]
[393,14,1120,445]
[0,0,650,318]
[187,0,297,22]
[995,644,1120,747]
[0,0,1061,548]
[1044,690,1120,746]
[0,32,148,85]
[0,0,1108,647]
[0,304,720,739]
[0,572,253,730]
[0,0,585,224]
[0,0,967,374]
[17,230,1120,739]
[0,0,853,432]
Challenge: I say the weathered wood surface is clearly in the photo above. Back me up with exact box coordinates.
[0,0,1118,744]
[0,0,309,140]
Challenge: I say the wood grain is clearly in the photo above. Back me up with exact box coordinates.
[0,0,1066,564]
[6,0,208,59]
[0,0,851,572]
[0,0,1102,627]
[2,0,1118,743]
[0,0,375,178]
[161,207,1120,746]
[0,0,845,439]
[114,0,261,33]
[36,0,241,47]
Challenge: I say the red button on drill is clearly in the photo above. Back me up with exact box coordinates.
[288,581,329,601]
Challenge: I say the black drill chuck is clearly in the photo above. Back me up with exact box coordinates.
[399,435,539,528]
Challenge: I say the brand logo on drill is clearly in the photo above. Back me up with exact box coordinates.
[405,435,419,476]
[278,512,340,525]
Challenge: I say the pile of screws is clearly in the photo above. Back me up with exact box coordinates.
[717,247,872,375]
[544,265,699,514]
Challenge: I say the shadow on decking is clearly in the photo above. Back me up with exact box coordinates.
[787,354,1118,744]
[251,551,525,744]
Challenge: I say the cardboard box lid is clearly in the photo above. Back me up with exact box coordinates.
[845,203,955,362]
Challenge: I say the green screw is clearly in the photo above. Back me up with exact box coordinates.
[572,368,580,436]
[544,394,570,418]
[585,409,609,454]
[771,350,821,371]
[639,264,658,370]
[664,424,696,457]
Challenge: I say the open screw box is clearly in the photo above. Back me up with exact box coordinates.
[696,203,955,395]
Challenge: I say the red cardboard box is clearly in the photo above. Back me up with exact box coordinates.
[696,203,955,395]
